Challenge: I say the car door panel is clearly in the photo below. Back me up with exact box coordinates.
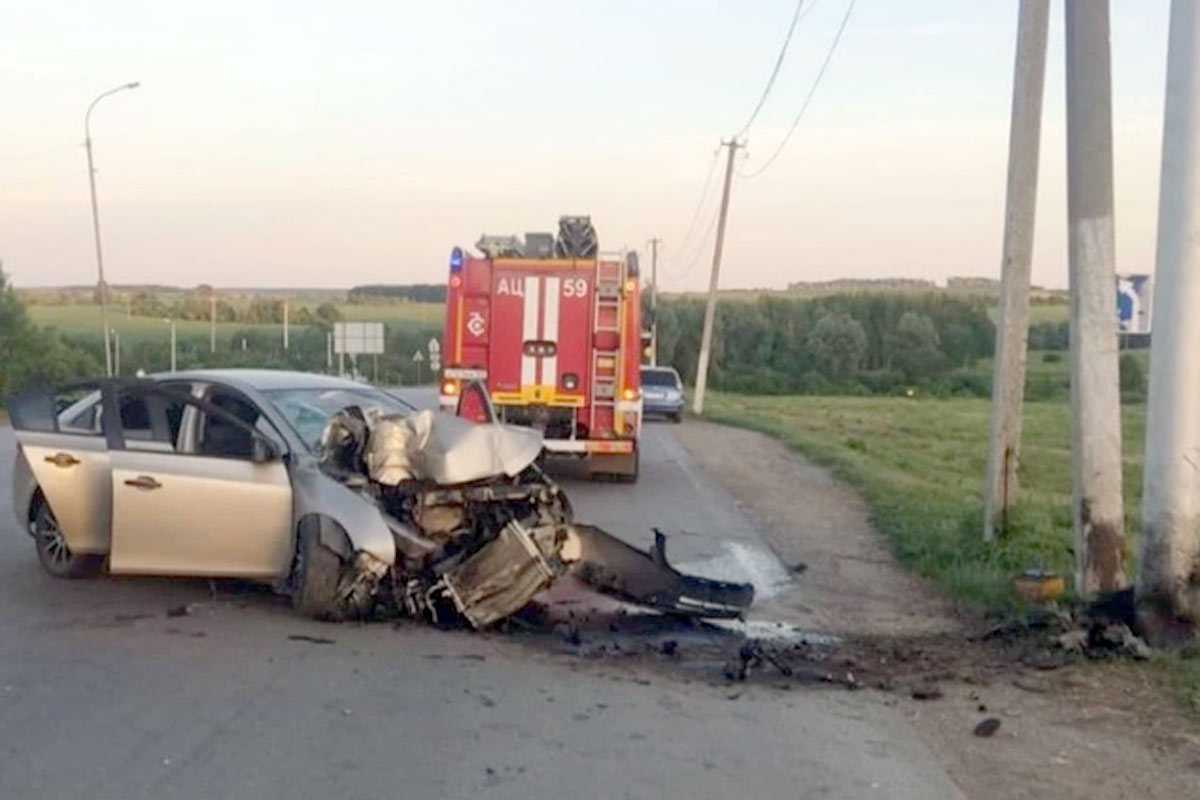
[13,430,112,555]
[108,450,293,578]
[8,385,112,555]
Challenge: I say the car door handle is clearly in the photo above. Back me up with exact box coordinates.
[124,475,162,490]
[44,452,80,468]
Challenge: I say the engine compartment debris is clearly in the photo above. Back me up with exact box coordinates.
[315,405,755,629]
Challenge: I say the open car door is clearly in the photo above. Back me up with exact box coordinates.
[105,382,294,579]
[8,383,113,555]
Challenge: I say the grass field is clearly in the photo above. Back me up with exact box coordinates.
[702,391,1200,710]
[335,302,444,325]
[703,392,1145,611]
[28,303,445,345]
[29,305,296,345]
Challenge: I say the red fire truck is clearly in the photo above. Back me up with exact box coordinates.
[439,218,643,481]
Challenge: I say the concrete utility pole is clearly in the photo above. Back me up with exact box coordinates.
[112,331,121,376]
[983,0,1050,541]
[1064,0,1127,595]
[692,139,742,415]
[85,81,140,377]
[282,300,290,351]
[648,237,661,365]
[1139,0,1200,643]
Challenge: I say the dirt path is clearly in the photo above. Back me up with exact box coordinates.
[672,419,1200,800]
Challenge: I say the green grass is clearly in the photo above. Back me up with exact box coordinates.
[28,305,296,345]
[28,303,445,345]
[702,392,1146,612]
[335,302,444,325]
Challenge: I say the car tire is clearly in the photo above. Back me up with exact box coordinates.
[31,496,103,579]
[291,521,361,622]
[671,412,683,424]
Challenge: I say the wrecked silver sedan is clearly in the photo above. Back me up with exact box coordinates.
[8,370,752,628]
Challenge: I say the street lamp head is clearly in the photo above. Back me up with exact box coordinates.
[125,82,140,90]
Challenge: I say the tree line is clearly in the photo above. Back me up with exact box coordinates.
[650,293,997,396]
[348,284,447,303]
[1,266,102,400]
[128,289,343,326]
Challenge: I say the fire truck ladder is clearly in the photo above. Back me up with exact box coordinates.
[589,257,624,431]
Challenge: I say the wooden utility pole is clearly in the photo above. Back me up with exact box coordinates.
[648,237,661,365]
[692,139,742,415]
[209,291,217,354]
[1139,0,1200,642]
[983,0,1050,541]
[1065,0,1127,595]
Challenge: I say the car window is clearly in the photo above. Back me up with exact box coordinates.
[60,396,103,434]
[265,387,415,451]
[113,388,186,453]
[641,369,680,388]
[192,388,282,459]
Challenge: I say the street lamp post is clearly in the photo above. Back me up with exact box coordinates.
[85,81,140,377]
[163,318,177,373]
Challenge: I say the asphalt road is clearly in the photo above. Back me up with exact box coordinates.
[0,410,963,800]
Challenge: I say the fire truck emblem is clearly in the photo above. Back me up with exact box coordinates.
[466,311,486,338]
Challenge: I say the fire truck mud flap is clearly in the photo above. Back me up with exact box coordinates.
[565,524,754,618]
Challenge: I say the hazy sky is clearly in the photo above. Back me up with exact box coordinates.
[1,1,1171,291]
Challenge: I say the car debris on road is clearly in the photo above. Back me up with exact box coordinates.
[313,401,755,628]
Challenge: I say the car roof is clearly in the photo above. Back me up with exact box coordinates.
[163,369,376,393]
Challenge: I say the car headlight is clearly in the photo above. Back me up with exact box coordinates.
[665,389,681,400]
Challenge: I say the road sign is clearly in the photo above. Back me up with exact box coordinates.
[428,337,441,372]
[412,350,424,362]
[1116,274,1153,334]
[333,321,385,355]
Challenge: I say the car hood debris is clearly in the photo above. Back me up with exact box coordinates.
[316,405,755,629]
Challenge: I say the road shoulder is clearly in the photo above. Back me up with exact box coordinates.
[672,418,959,637]
[670,418,1200,800]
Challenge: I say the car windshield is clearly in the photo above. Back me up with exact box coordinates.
[641,369,679,388]
[264,387,416,451]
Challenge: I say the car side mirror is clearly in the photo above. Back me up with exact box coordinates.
[251,437,279,464]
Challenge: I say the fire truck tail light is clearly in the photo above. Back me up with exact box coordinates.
[621,387,639,401]
[442,380,460,396]
[562,373,579,390]
[449,275,462,289]
[624,279,637,293]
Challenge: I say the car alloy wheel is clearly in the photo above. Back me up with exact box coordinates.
[34,504,70,569]
[31,499,103,579]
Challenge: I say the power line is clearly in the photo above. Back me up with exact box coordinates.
[741,0,858,179]
[674,203,721,280]
[672,149,721,262]
[735,0,818,138]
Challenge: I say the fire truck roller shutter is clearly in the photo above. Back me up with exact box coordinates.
[521,276,538,387]
[541,276,560,388]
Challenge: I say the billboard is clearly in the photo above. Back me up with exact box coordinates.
[333,321,385,355]
[1116,274,1152,334]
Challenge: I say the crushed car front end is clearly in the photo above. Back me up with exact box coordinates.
[306,404,754,629]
